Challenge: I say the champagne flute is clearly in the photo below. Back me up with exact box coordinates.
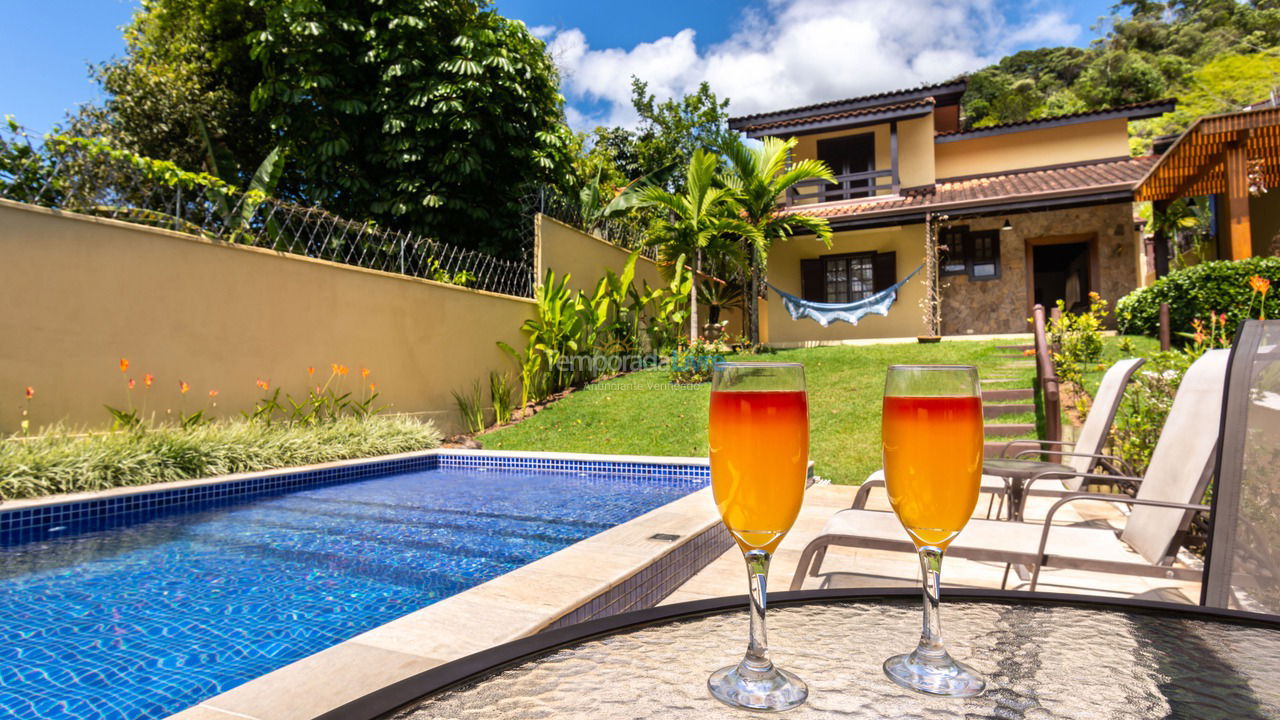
[881,365,986,697]
[707,362,809,711]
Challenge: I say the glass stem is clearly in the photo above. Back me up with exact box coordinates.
[741,549,774,673]
[914,546,949,662]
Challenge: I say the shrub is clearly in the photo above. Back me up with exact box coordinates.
[0,415,441,500]
[1116,257,1280,338]
[1049,293,1108,416]
[669,336,731,385]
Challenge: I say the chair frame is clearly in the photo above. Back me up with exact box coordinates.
[851,358,1145,515]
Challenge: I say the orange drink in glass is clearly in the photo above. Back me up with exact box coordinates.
[706,362,809,711]
[710,389,808,554]
[881,365,986,698]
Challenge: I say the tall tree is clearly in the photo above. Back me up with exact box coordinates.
[639,149,757,343]
[77,0,576,258]
[719,135,835,347]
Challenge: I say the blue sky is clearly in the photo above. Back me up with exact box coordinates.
[2,0,1116,135]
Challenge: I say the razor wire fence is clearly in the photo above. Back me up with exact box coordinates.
[0,123,535,297]
[525,185,658,261]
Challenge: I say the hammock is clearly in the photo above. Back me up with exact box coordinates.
[767,264,923,328]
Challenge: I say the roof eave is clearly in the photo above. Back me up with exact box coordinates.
[935,100,1177,144]
[742,103,935,138]
[728,80,966,131]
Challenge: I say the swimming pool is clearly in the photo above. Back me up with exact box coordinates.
[0,455,706,719]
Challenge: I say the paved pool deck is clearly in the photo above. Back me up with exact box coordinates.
[662,483,1201,607]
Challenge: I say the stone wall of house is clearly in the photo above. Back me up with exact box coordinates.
[940,203,1140,335]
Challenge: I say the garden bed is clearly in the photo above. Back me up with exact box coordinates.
[0,415,440,499]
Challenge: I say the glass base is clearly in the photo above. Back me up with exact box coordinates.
[708,662,808,712]
[883,650,986,697]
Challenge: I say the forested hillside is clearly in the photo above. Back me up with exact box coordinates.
[962,0,1279,146]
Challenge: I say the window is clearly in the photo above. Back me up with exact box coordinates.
[824,254,875,302]
[816,134,875,201]
[800,251,897,302]
[940,226,1001,281]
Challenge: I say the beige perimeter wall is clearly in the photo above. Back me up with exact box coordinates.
[765,225,930,346]
[0,203,648,435]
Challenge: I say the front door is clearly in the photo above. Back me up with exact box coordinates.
[1029,239,1095,313]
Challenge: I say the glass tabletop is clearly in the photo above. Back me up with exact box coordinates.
[384,597,1280,719]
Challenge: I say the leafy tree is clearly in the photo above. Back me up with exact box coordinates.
[73,0,271,188]
[580,79,731,193]
[77,0,576,257]
[718,135,834,347]
[639,149,757,343]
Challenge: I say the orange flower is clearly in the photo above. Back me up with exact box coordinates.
[256,378,270,391]
[128,378,136,390]
[369,383,377,393]
[361,367,370,379]
[120,358,129,373]
[337,365,349,376]
[330,363,339,375]
[1194,329,1206,344]
[144,373,154,388]
[208,389,219,398]
[179,380,190,394]
[1220,313,1228,325]
[307,366,316,377]
[25,386,34,399]
[1250,275,1271,295]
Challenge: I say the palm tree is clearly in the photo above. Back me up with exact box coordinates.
[640,148,758,343]
[720,135,835,347]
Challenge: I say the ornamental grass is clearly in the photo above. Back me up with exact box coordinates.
[1,415,440,500]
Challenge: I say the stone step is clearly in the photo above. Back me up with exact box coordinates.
[983,403,1035,419]
[982,388,1034,402]
[983,423,1037,437]
[984,440,1039,458]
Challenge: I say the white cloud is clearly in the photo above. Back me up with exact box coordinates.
[541,0,1080,131]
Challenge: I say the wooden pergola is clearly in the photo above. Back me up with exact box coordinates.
[1135,105,1280,264]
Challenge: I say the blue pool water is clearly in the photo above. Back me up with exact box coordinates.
[0,466,702,719]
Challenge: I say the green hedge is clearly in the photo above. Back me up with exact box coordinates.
[1115,257,1280,338]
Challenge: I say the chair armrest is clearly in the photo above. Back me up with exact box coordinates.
[1025,469,1142,492]
[1029,493,1209,590]
[997,438,1075,458]
[1013,450,1140,478]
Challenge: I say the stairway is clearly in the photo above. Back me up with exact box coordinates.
[982,343,1038,456]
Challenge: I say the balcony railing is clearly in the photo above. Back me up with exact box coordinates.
[786,169,899,205]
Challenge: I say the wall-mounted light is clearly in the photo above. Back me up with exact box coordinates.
[1000,218,1013,231]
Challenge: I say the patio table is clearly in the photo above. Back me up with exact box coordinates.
[981,458,1076,520]
[337,589,1280,720]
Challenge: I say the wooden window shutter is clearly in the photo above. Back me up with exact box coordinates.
[800,259,825,301]
[872,251,897,292]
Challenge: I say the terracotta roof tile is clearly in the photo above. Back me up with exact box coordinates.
[778,156,1158,221]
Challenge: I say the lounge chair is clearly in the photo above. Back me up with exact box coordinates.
[790,349,1228,592]
[852,357,1146,519]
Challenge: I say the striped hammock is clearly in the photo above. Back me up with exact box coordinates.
[767,264,923,327]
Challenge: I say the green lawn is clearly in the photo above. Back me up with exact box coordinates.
[483,339,1039,485]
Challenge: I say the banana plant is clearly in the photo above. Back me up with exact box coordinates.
[197,117,287,242]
